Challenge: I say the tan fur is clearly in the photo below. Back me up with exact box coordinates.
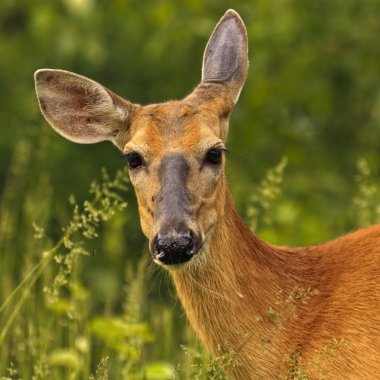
[34,9,380,379]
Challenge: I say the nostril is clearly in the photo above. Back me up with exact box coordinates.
[157,235,192,252]
[176,236,193,251]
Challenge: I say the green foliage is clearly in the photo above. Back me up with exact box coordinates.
[283,338,348,380]
[0,167,128,344]
[143,362,175,380]
[0,362,21,380]
[89,357,109,380]
[90,318,153,355]
[174,343,239,380]
[247,156,288,231]
[250,287,319,356]
[268,287,319,328]
[45,167,129,305]
[353,158,380,227]
[0,168,179,379]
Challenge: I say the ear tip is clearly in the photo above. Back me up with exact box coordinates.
[224,9,240,17]
[219,9,248,40]
[34,69,55,84]
[34,69,44,82]
[223,9,245,24]
[34,68,73,84]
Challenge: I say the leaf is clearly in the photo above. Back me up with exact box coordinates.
[143,362,175,379]
[90,317,154,354]
[48,349,80,371]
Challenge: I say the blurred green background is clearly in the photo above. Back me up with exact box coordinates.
[1,0,380,378]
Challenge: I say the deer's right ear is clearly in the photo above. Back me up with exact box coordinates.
[34,69,135,148]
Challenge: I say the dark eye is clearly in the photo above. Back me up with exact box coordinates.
[205,148,223,165]
[124,152,143,169]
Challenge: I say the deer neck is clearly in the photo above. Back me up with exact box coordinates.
[171,186,305,376]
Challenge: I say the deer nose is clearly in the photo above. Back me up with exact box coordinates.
[153,233,195,265]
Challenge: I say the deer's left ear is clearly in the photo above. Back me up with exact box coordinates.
[201,9,248,104]
[34,69,136,149]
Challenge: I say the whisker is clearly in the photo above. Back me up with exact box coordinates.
[185,265,237,305]
[158,269,165,302]
[208,257,244,299]
[146,262,163,297]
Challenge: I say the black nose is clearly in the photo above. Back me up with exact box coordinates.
[153,233,195,265]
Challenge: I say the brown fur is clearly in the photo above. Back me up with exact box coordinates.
[34,9,380,379]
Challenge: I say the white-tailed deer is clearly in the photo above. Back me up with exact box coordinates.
[34,9,380,379]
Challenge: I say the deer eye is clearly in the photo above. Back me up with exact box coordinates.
[124,152,143,169]
[205,147,224,165]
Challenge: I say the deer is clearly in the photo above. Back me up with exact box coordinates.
[34,9,380,380]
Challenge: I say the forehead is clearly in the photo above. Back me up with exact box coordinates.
[126,101,221,155]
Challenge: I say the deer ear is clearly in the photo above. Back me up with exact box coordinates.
[34,69,134,148]
[201,9,248,103]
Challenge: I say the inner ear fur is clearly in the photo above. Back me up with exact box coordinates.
[34,69,135,148]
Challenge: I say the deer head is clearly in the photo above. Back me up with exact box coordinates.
[34,9,248,269]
